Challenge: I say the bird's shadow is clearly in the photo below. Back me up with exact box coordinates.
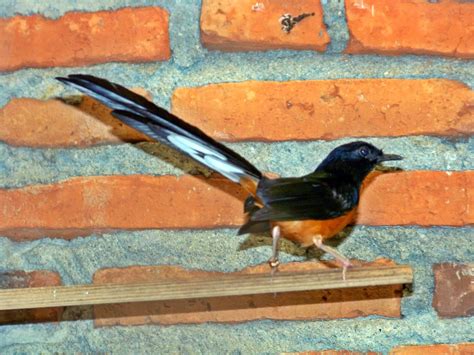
[238,225,356,261]
[57,95,235,195]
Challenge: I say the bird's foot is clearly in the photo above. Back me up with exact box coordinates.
[269,225,281,278]
[341,259,353,281]
[268,258,280,298]
[268,258,280,277]
[312,236,352,281]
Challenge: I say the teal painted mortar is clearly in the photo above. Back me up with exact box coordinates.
[0,1,473,353]
[1,136,472,188]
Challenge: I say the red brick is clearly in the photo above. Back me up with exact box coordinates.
[94,259,402,326]
[0,175,246,240]
[172,79,473,141]
[0,171,472,240]
[0,7,170,72]
[390,343,474,355]
[291,352,380,355]
[0,271,62,324]
[0,89,152,147]
[345,0,474,58]
[357,171,474,227]
[432,263,474,318]
[2,79,471,147]
[200,0,329,51]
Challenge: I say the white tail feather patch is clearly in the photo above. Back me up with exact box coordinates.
[204,155,245,173]
[167,133,243,182]
[167,134,226,160]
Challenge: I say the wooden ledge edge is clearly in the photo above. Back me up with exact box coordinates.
[0,265,413,311]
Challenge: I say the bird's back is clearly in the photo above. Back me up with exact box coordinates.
[239,172,360,241]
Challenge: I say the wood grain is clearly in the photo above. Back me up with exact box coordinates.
[0,265,412,311]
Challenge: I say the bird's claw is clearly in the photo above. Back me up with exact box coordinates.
[341,260,353,281]
[312,235,353,280]
[268,258,280,277]
[269,259,280,268]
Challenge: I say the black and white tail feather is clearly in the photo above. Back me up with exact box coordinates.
[56,74,262,185]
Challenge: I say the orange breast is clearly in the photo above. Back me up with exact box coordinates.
[274,209,357,247]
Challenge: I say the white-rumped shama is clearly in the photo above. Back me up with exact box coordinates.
[57,75,402,278]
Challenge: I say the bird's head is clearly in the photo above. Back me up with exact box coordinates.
[316,141,403,184]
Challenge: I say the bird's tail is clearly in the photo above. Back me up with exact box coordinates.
[56,74,262,187]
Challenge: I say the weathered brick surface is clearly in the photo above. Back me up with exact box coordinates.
[0,90,152,147]
[1,79,471,147]
[290,352,380,355]
[172,79,474,141]
[0,175,246,240]
[432,263,474,318]
[390,343,474,355]
[357,170,474,227]
[0,271,62,324]
[345,0,474,58]
[0,7,170,72]
[0,171,472,240]
[200,0,329,51]
[94,259,402,326]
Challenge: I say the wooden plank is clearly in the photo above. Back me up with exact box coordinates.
[0,265,412,311]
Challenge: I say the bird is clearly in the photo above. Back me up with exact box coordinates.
[57,74,402,278]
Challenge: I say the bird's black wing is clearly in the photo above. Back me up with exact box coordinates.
[251,172,357,222]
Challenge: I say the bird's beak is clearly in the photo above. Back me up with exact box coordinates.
[377,153,403,163]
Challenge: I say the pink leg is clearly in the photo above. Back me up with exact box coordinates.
[313,236,352,280]
[269,225,281,276]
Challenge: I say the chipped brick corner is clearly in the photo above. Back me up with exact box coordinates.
[0,270,63,324]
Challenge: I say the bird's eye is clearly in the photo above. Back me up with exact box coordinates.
[359,147,368,157]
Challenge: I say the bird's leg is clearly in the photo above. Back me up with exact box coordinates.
[268,225,281,276]
[312,236,352,280]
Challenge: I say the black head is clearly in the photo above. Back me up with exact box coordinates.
[316,141,402,184]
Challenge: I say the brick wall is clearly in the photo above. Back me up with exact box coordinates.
[0,0,473,353]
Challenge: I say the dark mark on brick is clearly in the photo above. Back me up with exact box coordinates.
[279,12,315,34]
[433,263,474,318]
